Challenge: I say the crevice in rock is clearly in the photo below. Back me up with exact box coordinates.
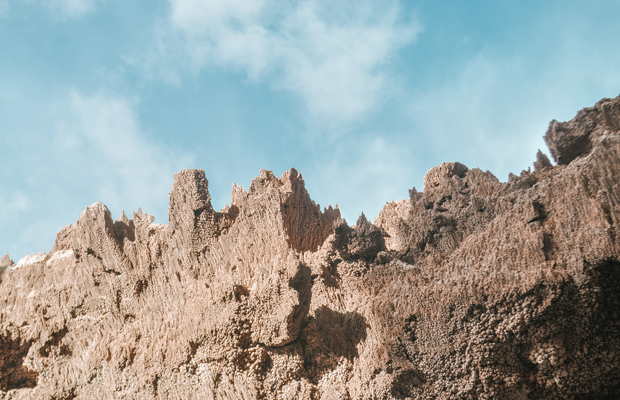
[0,332,38,391]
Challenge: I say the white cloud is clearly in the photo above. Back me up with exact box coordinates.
[169,0,266,33]
[50,0,97,18]
[407,31,620,182]
[0,191,29,214]
[54,91,193,220]
[408,54,555,181]
[0,88,194,260]
[304,134,417,224]
[0,0,8,15]
[140,0,419,126]
[14,0,99,18]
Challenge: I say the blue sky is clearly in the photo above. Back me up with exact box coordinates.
[2,0,620,260]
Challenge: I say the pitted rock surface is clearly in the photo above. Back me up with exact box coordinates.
[2,96,620,399]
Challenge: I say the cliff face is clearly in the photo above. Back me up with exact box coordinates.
[1,96,620,399]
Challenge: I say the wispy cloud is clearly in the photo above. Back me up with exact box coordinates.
[304,134,417,224]
[0,0,8,16]
[11,0,100,18]
[0,90,193,259]
[408,54,562,181]
[135,0,419,128]
[54,91,193,218]
[0,191,29,215]
[49,0,98,18]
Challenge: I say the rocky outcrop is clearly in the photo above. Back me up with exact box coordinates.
[1,96,620,399]
[0,254,13,276]
[544,96,620,165]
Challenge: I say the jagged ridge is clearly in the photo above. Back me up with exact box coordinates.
[1,96,620,399]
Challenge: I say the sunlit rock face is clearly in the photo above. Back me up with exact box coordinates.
[2,96,620,399]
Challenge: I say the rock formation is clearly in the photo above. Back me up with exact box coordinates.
[2,96,620,399]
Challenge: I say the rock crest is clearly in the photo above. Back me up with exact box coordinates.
[2,96,620,399]
[0,254,13,268]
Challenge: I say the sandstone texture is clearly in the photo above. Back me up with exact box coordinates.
[2,97,620,399]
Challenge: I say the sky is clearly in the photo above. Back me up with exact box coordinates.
[1,0,620,261]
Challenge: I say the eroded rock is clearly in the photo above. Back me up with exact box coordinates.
[2,96,620,399]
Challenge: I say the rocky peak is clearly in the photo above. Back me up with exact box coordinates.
[0,253,13,268]
[2,96,620,399]
[0,253,14,279]
[534,149,553,172]
[545,95,620,165]
[423,161,469,202]
[169,169,217,253]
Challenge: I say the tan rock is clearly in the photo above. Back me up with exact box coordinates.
[0,254,13,268]
[2,96,620,399]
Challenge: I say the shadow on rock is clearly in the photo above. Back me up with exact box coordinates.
[0,331,38,391]
[314,306,368,361]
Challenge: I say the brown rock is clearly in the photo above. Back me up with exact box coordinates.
[0,253,13,281]
[0,254,13,268]
[2,96,620,399]
[544,95,620,165]
[533,150,553,172]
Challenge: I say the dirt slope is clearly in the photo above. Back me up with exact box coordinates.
[1,96,620,399]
